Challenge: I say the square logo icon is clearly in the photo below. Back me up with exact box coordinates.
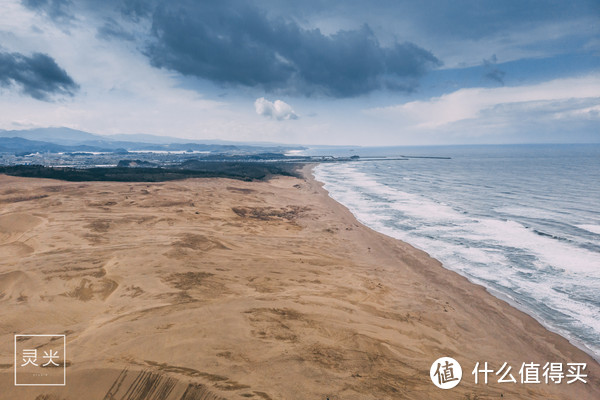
[14,334,66,386]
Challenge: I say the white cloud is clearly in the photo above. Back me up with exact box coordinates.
[255,97,298,120]
[366,75,600,131]
[0,1,234,138]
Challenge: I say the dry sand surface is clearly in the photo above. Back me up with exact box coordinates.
[0,167,598,399]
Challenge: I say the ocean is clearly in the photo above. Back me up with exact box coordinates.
[311,144,600,360]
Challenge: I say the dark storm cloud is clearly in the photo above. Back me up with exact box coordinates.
[25,0,600,40]
[29,0,595,97]
[253,0,600,40]
[0,51,78,100]
[483,55,505,85]
[118,0,159,19]
[97,17,135,41]
[485,69,506,85]
[407,0,599,39]
[145,1,441,97]
[21,0,152,21]
[22,0,73,22]
[19,0,442,96]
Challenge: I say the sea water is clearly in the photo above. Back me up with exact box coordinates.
[312,144,600,360]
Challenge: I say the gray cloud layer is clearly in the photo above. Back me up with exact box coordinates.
[22,0,73,23]
[0,51,78,100]
[483,55,505,85]
[21,0,441,98]
[145,1,440,97]
[22,0,596,98]
[252,0,600,40]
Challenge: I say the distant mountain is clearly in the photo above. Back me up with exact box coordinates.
[0,127,305,154]
[0,137,114,154]
[0,127,102,145]
[0,127,305,148]
[0,136,234,154]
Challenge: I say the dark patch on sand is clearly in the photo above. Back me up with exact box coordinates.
[232,206,307,221]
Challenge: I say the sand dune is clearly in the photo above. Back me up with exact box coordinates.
[0,169,598,399]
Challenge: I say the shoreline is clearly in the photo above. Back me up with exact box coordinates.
[0,171,599,399]
[306,163,600,363]
[300,164,600,396]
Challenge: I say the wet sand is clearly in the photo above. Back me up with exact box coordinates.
[0,167,598,399]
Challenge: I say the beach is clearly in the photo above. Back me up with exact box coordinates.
[0,166,598,399]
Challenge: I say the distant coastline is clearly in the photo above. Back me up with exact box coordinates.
[311,145,600,363]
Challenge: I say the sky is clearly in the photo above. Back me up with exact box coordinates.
[0,0,598,146]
